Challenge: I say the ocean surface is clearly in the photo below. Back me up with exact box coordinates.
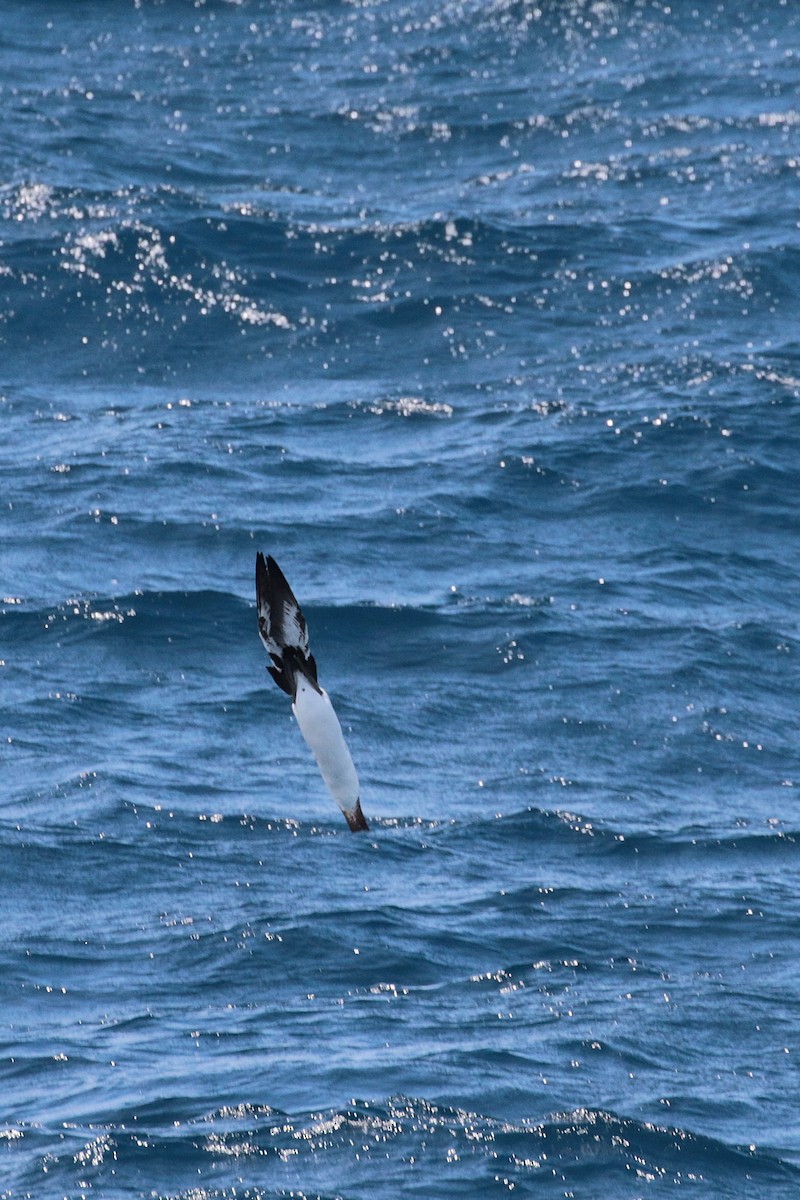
[2,1,799,1196]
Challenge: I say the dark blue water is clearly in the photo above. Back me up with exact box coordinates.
[2,1,800,1196]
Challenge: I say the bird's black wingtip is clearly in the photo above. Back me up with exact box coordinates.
[264,554,296,599]
[255,550,269,601]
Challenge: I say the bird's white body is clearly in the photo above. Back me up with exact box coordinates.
[292,675,360,816]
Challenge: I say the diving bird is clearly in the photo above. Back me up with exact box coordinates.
[255,552,368,832]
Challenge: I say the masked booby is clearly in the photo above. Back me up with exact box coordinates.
[255,552,368,832]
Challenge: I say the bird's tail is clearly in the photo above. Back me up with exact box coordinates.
[270,644,320,702]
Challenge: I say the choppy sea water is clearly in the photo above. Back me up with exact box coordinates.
[2,1,800,1196]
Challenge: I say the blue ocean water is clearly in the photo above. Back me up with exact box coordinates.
[2,0,800,1195]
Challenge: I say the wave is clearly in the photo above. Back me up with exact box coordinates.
[11,1095,797,1198]
[10,578,790,644]
[8,803,798,882]
[0,586,561,657]
[7,175,798,374]
[445,804,800,863]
